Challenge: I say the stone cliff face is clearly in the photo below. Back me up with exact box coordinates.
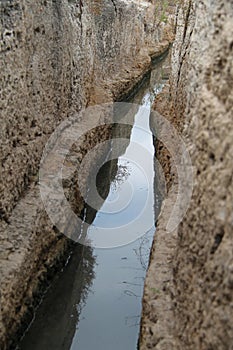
[0,0,173,222]
[141,0,233,349]
[172,1,233,348]
[0,0,175,348]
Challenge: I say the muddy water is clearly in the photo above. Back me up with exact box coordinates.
[18,52,170,350]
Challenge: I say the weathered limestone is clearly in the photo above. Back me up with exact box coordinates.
[141,0,233,349]
[0,0,175,348]
[0,0,173,221]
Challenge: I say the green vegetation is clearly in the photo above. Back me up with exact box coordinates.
[150,287,161,294]
[154,0,169,24]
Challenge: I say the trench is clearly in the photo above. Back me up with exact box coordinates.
[17,52,170,350]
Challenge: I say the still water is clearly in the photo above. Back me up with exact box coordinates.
[18,52,170,350]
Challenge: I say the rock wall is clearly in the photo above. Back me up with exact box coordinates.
[172,1,233,348]
[141,0,233,349]
[0,0,173,222]
[0,0,175,348]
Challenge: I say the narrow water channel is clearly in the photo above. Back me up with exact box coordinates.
[18,52,170,350]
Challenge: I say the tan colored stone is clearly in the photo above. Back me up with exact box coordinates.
[141,0,233,349]
[0,0,176,347]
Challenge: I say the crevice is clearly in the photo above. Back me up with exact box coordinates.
[110,0,117,14]
[176,0,193,93]
[210,230,224,254]
[79,0,83,34]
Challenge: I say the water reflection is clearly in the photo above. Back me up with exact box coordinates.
[19,245,96,350]
[86,104,154,248]
[69,52,170,349]
[19,51,170,350]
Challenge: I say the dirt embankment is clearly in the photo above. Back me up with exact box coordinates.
[140,1,233,349]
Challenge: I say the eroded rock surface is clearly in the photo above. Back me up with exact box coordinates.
[141,1,233,349]
[0,0,175,348]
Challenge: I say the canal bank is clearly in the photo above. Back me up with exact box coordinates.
[0,1,176,347]
[18,53,171,350]
[140,1,233,349]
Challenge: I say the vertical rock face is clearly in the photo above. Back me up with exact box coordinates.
[172,1,233,348]
[0,0,175,348]
[141,0,233,349]
[0,0,173,222]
